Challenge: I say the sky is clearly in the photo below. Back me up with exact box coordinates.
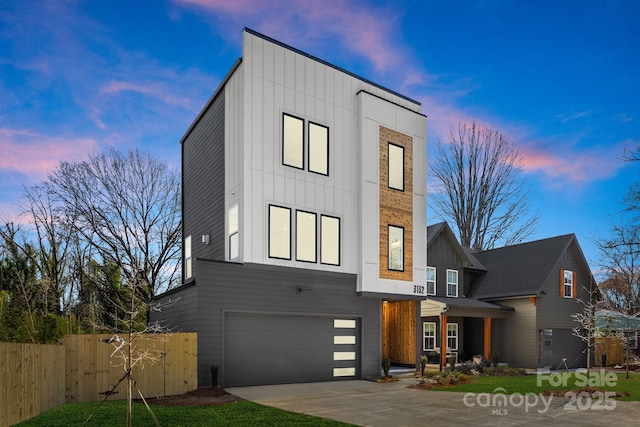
[1,0,639,272]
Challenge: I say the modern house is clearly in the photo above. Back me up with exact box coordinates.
[152,28,427,387]
[422,222,595,369]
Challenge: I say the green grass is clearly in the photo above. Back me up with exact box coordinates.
[432,371,640,401]
[15,400,354,427]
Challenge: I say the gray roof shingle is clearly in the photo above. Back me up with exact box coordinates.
[467,234,575,300]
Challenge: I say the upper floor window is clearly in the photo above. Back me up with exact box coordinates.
[296,210,317,263]
[321,214,341,266]
[388,225,404,271]
[308,122,329,176]
[423,322,436,351]
[426,266,436,295]
[388,143,404,191]
[563,269,574,298]
[446,269,458,297]
[268,205,291,260]
[184,235,192,280]
[283,113,304,169]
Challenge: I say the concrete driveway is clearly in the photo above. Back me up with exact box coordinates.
[226,378,638,426]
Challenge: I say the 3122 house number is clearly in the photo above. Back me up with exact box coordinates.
[413,285,425,295]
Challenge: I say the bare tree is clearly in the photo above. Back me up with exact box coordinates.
[571,278,600,374]
[430,121,539,250]
[47,149,181,308]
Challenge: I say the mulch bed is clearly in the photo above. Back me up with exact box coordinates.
[142,387,244,407]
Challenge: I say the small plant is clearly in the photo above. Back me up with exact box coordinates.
[420,355,427,375]
[381,357,391,378]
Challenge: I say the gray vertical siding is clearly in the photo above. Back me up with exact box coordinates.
[182,89,226,269]
[427,233,465,298]
[155,259,381,387]
[491,298,538,367]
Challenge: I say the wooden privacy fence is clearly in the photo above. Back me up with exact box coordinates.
[1,333,197,427]
[0,342,65,427]
[594,336,624,366]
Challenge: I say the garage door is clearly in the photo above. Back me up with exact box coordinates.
[224,312,360,387]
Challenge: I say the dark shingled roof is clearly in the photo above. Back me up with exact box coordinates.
[467,234,576,300]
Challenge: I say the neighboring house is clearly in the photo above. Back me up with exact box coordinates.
[421,222,595,369]
[152,28,427,387]
[596,309,640,357]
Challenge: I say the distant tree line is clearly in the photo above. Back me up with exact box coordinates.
[0,149,181,343]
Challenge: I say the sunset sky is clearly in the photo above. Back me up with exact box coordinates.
[1,0,639,269]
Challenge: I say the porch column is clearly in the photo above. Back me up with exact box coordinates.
[484,317,491,362]
[441,314,448,368]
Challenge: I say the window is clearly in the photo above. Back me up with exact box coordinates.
[446,269,458,297]
[229,204,238,261]
[283,113,304,169]
[296,210,317,263]
[388,225,404,271]
[423,322,436,351]
[563,270,574,298]
[321,215,340,265]
[268,205,291,259]
[184,235,192,280]
[447,323,458,351]
[388,143,404,191]
[426,266,436,295]
[308,122,329,175]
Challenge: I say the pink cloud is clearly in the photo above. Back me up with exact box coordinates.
[519,143,623,185]
[100,80,192,108]
[174,0,411,73]
[0,128,97,182]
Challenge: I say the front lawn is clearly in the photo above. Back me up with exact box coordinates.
[15,400,354,427]
[431,370,640,401]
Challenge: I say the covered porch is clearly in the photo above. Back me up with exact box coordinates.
[421,297,512,368]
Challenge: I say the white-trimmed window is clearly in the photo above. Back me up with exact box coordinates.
[283,113,304,169]
[268,205,291,260]
[426,266,436,295]
[388,225,404,271]
[423,322,436,351]
[296,210,317,263]
[229,204,239,261]
[321,215,340,266]
[308,122,329,176]
[563,270,574,298]
[447,323,458,351]
[388,143,404,191]
[446,269,458,297]
[184,235,192,280]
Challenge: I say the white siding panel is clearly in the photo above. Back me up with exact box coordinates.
[263,39,274,82]
[325,67,335,105]
[306,94,315,118]
[251,36,263,78]
[362,118,379,183]
[324,186,335,212]
[295,179,306,206]
[274,173,285,202]
[413,136,426,196]
[305,181,316,210]
[284,49,296,89]
[252,170,265,261]
[274,46,285,86]
[362,181,379,265]
[262,80,275,174]
[305,57,315,98]
[295,54,305,93]
[315,62,325,103]
[251,75,264,170]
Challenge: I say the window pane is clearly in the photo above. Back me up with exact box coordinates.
[283,114,304,169]
[184,235,192,279]
[426,266,436,295]
[388,225,404,271]
[296,210,317,262]
[269,205,291,259]
[229,232,239,260]
[388,143,404,191]
[321,215,340,265]
[309,122,329,175]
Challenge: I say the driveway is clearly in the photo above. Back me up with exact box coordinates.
[226,378,638,426]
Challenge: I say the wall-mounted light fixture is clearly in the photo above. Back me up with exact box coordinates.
[201,234,210,245]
